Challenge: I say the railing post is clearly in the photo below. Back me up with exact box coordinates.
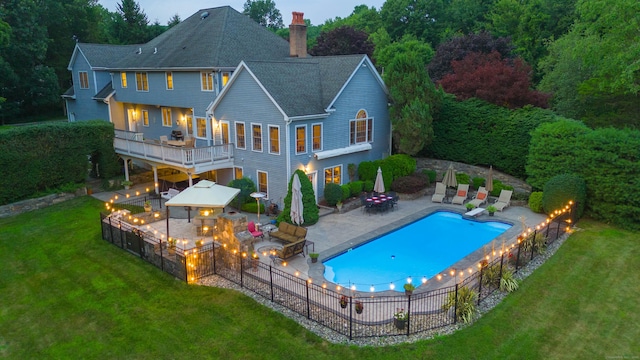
[269,265,274,302]
[530,230,536,261]
[349,296,353,340]
[240,253,244,288]
[406,295,411,336]
[306,280,311,319]
[477,265,484,305]
[212,244,217,274]
[515,240,523,272]
[159,238,164,271]
[499,253,505,279]
[453,284,459,324]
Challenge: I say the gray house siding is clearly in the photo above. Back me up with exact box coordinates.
[291,66,390,199]
[213,70,289,206]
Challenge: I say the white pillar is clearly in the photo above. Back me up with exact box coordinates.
[123,158,130,180]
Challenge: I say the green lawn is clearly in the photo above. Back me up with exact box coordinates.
[1,197,638,359]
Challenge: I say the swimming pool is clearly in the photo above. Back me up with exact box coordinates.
[323,211,511,292]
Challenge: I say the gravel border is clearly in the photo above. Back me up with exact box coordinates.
[198,231,572,347]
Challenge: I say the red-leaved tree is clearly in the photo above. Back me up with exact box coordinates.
[438,51,550,108]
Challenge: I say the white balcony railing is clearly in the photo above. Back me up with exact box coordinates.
[113,130,234,171]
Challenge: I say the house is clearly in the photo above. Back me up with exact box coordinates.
[63,7,390,208]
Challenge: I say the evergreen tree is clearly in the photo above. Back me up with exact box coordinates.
[277,170,319,226]
[113,0,149,44]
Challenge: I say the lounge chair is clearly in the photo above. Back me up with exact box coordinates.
[451,184,470,205]
[160,188,179,200]
[468,187,489,207]
[431,182,446,203]
[247,221,263,239]
[160,135,168,145]
[493,190,513,211]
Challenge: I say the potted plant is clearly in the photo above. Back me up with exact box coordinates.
[404,283,416,296]
[309,253,319,263]
[167,238,176,254]
[144,200,152,212]
[465,203,476,211]
[336,201,343,212]
[339,295,348,309]
[122,180,133,190]
[486,205,497,216]
[355,300,363,314]
[393,308,408,329]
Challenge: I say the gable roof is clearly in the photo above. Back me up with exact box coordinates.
[70,6,291,71]
[211,55,386,118]
[93,82,115,101]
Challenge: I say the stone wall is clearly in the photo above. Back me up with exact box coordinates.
[0,189,86,219]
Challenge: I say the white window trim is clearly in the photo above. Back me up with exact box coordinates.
[235,121,246,150]
[201,72,214,91]
[220,120,230,145]
[195,117,207,139]
[295,124,307,155]
[161,107,172,127]
[142,110,149,127]
[251,123,263,153]
[312,123,323,152]
[324,165,343,185]
[135,72,149,92]
[166,72,173,90]
[257,170,269,197]
[268,125,280,155]
[79,71,89,89]
[120,72,127,88]
[349,117,374,145]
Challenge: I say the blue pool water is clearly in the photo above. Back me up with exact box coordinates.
[323,211,511,291]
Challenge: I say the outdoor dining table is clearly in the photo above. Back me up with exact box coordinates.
[365,194,393,213]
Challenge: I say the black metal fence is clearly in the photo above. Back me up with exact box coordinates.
[99,201,576,339]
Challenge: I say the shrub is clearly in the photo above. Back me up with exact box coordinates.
[542,173,586,220]
[347,163,357,182]
[349,181,364,195]
[472,177,485,190]
[241,202,265,214]
[481,263,502,288]
[442,286,477,324]
[390,173,429,194]
[227,177,257,210]
[422,169,437,183]
[340,184,351,200]
[277,170,319,225]
[324,183,343,206]
[499,268,519,292]
[363,180,374,192]
[456,173,470,185]
[490,179,514,197]
[357,161,377,182]
[381,154,416,178]
[528,192,544,213]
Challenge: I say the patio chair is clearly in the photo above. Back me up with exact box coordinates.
[451,184,470,205]
[493,190,513,211]
[159,135,169,145]
[468,187,489,207]
[431,182,446,203]
[247,221,264,239]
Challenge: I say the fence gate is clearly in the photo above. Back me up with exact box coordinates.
[125,231,143,256]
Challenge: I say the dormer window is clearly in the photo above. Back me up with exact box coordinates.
[79,71,89,89]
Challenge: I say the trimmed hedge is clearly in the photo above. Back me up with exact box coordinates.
[0,121,118,205]
[422,169,437,183]
[349,181,364,195]
[323,182,343,207]
[528,192,544,213]
[421,97,561,179]
[542,174,586,220]
[341,184,351,201]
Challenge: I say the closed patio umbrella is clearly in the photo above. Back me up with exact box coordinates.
[374,167,385,193]
[442,164,457,201]
[290,173,304,225]
[486,165,494,195]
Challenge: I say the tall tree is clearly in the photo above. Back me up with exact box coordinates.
[310,26,374,58]
[321,5,383,35]
[385,52,443,155]
[167,14,181,28]
[113,0,149,44]
[374,34,434,72]
[380,0,447,46]
[438,51,549,108]
[242,0,284,31]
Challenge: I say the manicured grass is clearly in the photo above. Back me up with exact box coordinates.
[1,197,638,359]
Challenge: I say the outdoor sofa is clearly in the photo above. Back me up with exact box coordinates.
[276,238,306,260]
[270,222,307,244]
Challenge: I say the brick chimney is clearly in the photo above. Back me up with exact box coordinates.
[289,12,307,58]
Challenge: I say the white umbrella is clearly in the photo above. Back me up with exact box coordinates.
[374,167,385,193]
[290,173,304,225]
[442,164,458,201]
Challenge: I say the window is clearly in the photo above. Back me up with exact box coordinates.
[120,72,127,88]
[269,126,280,154]
[257,171,268,195]
[295,125,306,154]
[324,166,342,185]
[201,72,213,91]
[222,72,230,86]
[196,117,206,137]
[162,108,172,127]
[135,72,148,91]
[235,122,245,149]
[350,109,373,145]
[79,71,89,89]
[166,72,173,90]
[142,110,149,127]
[252,124,262,152]
[312,123,322,151]
[235,167,243,179]
[221,122,230,144]
[186,115,193,134]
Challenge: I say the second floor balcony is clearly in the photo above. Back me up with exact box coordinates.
[114,130,234,173]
